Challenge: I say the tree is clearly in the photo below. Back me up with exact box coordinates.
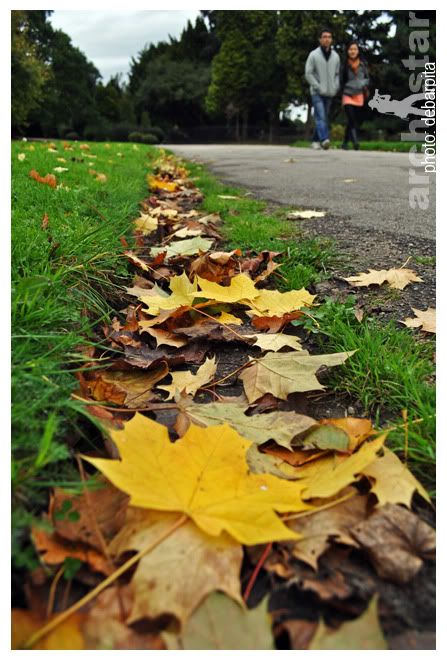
[11,11,50,132]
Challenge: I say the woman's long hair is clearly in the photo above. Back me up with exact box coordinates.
[341,40,367,87]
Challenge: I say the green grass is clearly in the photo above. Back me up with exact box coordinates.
[291,139,421,152]
[11,139,158,567]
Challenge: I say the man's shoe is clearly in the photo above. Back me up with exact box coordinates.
[311,141,322,150]
[321,139,330,150]
[341,142,349,150]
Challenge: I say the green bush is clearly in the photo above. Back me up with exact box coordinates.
[128,131,144,143]
[141,133,159,144]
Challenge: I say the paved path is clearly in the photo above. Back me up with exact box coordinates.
[165,145,435,241]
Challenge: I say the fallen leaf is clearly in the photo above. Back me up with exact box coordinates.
[151,236,213,258]
[300,424,350,451]
[139,273,197,315]
[195,273,259,303]
[239,350,354,403]
[29,169,57,188]
[134,213,158,235]
[217,194,241,200]
[345,268,423,290]
[215,311,243,325]
[287,210,326,219]
[50,480,128,550]
[159,356,217,399]
[310,595,386,650]
[18,152,26,161]
[82,585,165,650]
[287,489,369,569]
[350,503,435,583]
[12,609,85,650]
[31,525,110,574]
[163,593,273,650]
[148,174,179,193]
[360,447,431,506]
[144,327,188,348]
[275,620,318,650]
[300,434,386,499]
[80,365,168,407]
[53,166,69,173]
[402,307,436,333]
[177,399,316,449]
[248,332,303,352]
[244,288,315,317]
[82,413,311,545]
[109,509,243,630]
[319,417,374,452]
[41,213,49,231]
[251,311,304,333]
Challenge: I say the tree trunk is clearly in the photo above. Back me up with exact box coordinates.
[242,109,248,142]
[235,112,240,142]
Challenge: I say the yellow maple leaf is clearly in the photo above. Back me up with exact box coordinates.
[402,307,436,333]
[147,174,179,192]
[82,414,311,545]
[159,357,217,399]
[215,312,243,325]
[195,273,259,303]
[345,268,422,290]
[139,273,197,316]
[134,213,158,235]
[244,288,316,316]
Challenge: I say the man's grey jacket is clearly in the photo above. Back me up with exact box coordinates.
[305,47,340,97]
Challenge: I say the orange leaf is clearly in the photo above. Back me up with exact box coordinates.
[29,169,57,188]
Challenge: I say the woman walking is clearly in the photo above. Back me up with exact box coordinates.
[341,41,370,150]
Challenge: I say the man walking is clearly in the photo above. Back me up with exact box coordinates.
[305,28,340,150]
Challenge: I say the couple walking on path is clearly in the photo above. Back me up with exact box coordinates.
[305,27,370,150]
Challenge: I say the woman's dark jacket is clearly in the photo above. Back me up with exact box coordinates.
[341,59,370,96]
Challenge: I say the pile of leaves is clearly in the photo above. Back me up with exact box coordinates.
[12,151,435,650]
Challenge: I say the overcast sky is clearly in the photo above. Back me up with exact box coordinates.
[49,10,200,82]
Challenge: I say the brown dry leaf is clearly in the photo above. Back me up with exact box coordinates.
[108,509,243,630]
[158,356,217,399]
[251,311,303,333]
[123,342,208,369]
[81,365,168,407]
[144,327,188,348]
[239,350,354,403]
[360,447,431,506]
[262,445,329,467]
[82,585,166,649]
[309,594,387,650]
[350,503,435,584]
[12,609,85,650]
[402,307,436,333]
[345,267,423,290]
[189,250,239,282]
[50,480,128,550]
[31,525,110,574]
[275,620,318,650]
[177,398,316,449]
[41,213,49,230]
[29,169,57,188]
[123,250,150,272]
[287,489,369,569]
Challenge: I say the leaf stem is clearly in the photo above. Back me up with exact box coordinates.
[22,513,188,649]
